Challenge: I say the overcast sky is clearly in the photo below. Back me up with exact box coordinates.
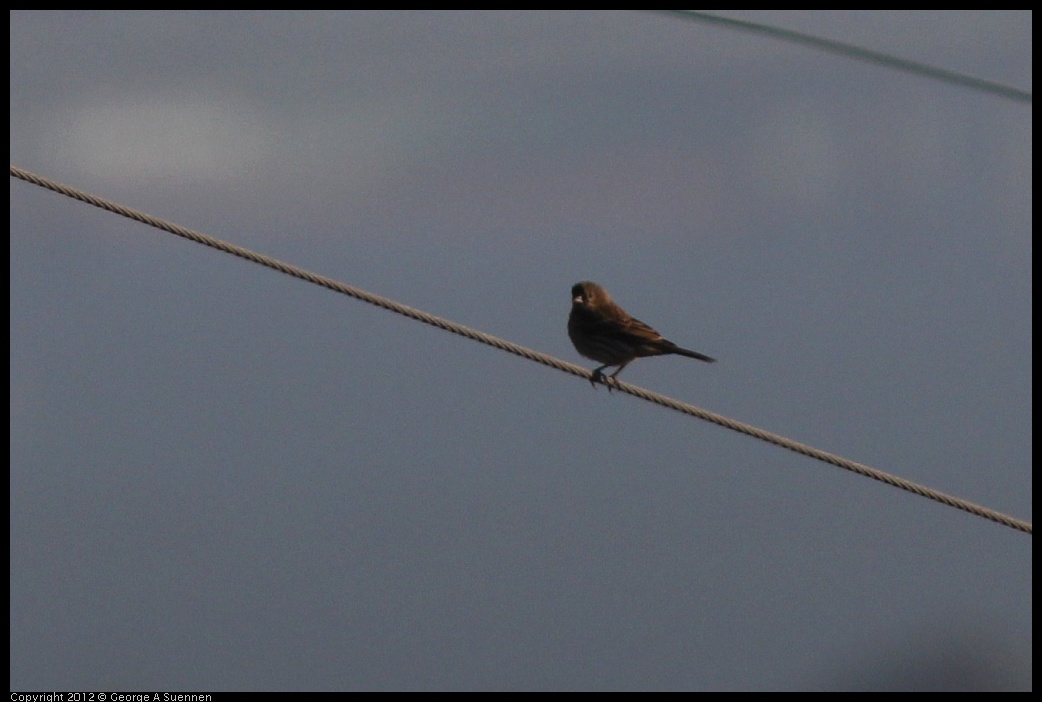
[10,11,1032,691]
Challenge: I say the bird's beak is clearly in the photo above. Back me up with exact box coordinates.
[572,295,583,304]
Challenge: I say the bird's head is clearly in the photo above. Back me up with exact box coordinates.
[571,281,611,310]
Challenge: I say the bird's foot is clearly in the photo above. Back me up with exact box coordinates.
[590,368,616,392]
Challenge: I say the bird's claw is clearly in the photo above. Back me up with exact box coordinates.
[589,369,616,392]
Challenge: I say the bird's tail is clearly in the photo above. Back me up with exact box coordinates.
[669,344,715,363]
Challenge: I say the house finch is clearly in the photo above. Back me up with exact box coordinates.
[568,281,715,388]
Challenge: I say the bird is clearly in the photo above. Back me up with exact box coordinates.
[568,281,714,388]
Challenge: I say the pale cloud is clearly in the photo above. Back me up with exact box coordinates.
[51,93,274,184]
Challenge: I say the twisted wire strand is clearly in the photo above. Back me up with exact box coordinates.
[10,165,1031,535]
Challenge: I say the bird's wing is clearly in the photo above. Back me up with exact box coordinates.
[583,314,664,344]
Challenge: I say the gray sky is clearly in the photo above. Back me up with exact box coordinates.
[10,11,1031,691]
